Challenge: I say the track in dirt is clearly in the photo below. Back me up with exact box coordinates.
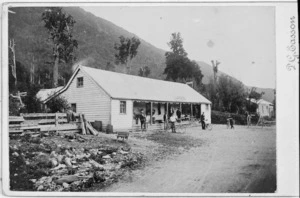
[97,125,276,193]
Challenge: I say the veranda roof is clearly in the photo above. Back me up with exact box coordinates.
[46,65,211,104]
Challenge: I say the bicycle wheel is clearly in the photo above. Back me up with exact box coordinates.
[207,124,212,131]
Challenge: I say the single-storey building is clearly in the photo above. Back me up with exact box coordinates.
[248,98,274,118]
[43,65,211,130]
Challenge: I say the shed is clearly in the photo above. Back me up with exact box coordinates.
[249,98,274,117]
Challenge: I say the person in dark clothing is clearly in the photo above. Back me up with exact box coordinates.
[140,110,146,130]
[176,109,182,123]
[228,114,234,129]
[230,118,234,129]
[66,108,76,122]
[200,112,205,130]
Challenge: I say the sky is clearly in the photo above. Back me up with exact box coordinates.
[82,6,276,89]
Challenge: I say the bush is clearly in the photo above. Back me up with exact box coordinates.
[46,96,70,113]
[9,97,22,116]
[211,110,247,125]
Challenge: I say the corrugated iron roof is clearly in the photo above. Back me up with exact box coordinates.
[36,86,63,102]
[247,98,273,106]
[81,66,211,104]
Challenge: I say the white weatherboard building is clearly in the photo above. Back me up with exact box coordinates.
[255,99,274,117]
[44,66,211,130]
[248,98,274,118]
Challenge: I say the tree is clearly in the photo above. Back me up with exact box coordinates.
[9,39,17,88]
[217,75,246,113]
[114,36,141,74]
[42,7,78,88]
[246,87,264,113]
[105,61,115,72]
[166,32,187,57]
[138,66,151,77]
[46,95,70,113]
[273,89,276,118]
[211,60,220,84]
[164,32,203,89]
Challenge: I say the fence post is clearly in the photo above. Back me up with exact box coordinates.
[80,114,86,135]
[55,113,59,134]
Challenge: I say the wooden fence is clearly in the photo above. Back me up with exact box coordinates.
[9,113,84,134]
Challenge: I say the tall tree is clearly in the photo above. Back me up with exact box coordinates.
[114,36,141,74]
[42,7,78,87]
[166,32,187,57]
[217,75,246,113]
[273,89,276,118]
[211,60,220,84]
[9,39,17,88]
[164,32,203,88]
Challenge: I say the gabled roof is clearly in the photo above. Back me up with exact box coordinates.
[257,99,273,106]
[247,98,273,106]
[45,65,211,104]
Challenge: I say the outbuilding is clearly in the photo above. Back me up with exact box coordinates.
[248,98,274,118]
[43,65,211,130]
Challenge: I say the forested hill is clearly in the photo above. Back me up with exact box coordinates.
[198,61,275,103]
[8,7,274,102]
[9,7,166,79]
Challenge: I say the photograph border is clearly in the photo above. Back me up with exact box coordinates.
[1,1,299,197]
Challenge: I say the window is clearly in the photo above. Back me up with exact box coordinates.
[206,104,209,110]
[77,77,83,88]
[120,101,126,114]
[71,103,77,113]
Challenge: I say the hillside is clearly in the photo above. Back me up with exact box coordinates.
[8,7,274,102]
[8,7,166,79]
[247,87,275,103]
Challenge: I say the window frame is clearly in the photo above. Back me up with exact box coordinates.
[71,103,77,113]
[77,77,84,88]
[120,101,127,114]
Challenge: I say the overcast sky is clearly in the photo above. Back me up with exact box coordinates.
[82,6,276,89]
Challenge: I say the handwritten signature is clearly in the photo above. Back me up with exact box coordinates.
[286,16,299,71]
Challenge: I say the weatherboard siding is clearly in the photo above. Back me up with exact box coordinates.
[111,99,133,130]
[201,103,211,124]
[61,70,111,127]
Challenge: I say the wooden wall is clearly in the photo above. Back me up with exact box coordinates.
[61,69,111,128]
[111,99,133,129]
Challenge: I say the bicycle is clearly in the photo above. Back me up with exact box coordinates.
[199,119,212,131]
[175,120,187,133]
[205,121,213,131]
[189,117,201,127]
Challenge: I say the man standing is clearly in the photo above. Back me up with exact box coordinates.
[140,109,146,130]
[228,114,234,129]
[247,111,252,127]
[200,112,205,130]
[170,111,177,133]
[176,108,182,123]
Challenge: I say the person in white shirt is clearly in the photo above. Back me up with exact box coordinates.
[170,112,177,133]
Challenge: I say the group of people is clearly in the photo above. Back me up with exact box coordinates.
[139,107,210,133]
[138,108,264,132]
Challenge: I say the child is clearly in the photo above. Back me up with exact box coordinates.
[227,114,234,129]
[228,114,234,129]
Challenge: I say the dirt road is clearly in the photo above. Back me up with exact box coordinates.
[100,125,276,193]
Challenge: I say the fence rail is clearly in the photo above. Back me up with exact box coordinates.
[9,113,87,135]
